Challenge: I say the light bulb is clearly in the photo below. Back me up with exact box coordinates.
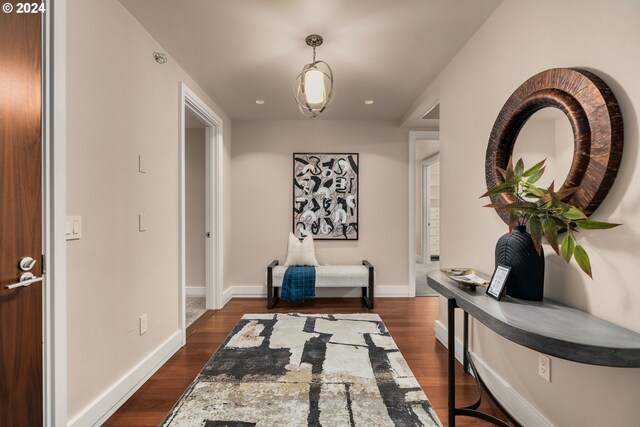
[304,68,326,105]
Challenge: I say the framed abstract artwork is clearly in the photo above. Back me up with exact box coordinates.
[293,153,359,240]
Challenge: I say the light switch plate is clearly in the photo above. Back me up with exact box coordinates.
[139,314,147,335]
[138,154,146,173]
[139,214,147,232]
[66,216,82,240]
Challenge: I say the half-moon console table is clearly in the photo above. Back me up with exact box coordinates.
[427,270,640,427]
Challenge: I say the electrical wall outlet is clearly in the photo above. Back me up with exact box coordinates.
[139,314,148,335]
[538,353,551,382]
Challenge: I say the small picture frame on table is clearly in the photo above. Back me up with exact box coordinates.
[486,265,511,301]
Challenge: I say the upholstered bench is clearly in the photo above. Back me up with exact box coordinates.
[266,260,374,309]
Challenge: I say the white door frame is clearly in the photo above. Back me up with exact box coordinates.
[422,154,440,263]
[179,82,224,345]
[44,1,68,425]
[408,131,439,297]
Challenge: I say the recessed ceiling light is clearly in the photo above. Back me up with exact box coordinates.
[364,99,374,105]
[255,99,265,105]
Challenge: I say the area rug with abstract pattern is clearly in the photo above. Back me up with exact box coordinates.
[162,313,442,426]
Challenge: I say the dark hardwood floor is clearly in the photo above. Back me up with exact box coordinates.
[105,297,509,426]
[185,309,215,339]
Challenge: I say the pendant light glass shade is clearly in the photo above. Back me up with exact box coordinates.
[294,35,334,118]
[303,68,326,104]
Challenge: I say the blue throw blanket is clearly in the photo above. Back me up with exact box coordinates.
[281,266,316,302]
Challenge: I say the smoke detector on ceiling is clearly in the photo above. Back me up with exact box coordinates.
[153,51,167,64]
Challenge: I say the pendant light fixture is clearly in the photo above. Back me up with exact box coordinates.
[294,34,334,118]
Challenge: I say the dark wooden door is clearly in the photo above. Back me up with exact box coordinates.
[0,9,44,427]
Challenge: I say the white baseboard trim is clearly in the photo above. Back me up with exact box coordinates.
[222,286,235,306]
[434,320,553,427]
[434,320,464,362]
[186,286,206,297]
[224,285,265,299]
[376,285,410,297]
[221,284,411,302]
[67,331,183,427]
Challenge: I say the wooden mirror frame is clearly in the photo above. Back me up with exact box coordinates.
[485,68,623,223]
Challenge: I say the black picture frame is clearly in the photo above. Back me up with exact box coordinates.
[292,153,359,240]
[486,264,511,301]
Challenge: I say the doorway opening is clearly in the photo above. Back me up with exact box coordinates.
[184,109,213,335]
[415,146,440,295]
[179,83,224,343]
[422,155,441,263]
[408,129,439,297]
[417,154,440,295]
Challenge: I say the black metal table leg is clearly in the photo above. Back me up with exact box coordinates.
[459,349,520,427]
[463,311,469,373]
[432,274,524,427]
[455,306,520,426]
[447,297,456,427]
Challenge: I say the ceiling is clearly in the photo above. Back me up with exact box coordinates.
[120,0,501,121]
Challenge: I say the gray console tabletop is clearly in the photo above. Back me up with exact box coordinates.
[427,270,640,367]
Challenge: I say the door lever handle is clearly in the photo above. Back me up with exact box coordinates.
[4,273,44,290]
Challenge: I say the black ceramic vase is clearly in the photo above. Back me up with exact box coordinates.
[494,226,545,301]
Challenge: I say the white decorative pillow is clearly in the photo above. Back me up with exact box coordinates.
[283,232,320,267]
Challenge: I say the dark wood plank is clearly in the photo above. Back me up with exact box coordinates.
[185,309,215,339]
[0,7,43,427]
[105,297,511,426]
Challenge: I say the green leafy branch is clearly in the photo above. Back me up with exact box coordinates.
[481,158,620,278]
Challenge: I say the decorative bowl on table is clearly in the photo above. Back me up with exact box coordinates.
[440,268,489,288]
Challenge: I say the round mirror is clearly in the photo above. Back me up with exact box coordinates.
[512,107,573,189]
[485,68,623,224]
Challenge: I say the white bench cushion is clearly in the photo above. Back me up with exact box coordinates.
[269,265,369,288]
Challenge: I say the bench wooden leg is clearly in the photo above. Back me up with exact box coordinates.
[268,287,280,309]
[362,260,375,309]
[267,284,280,309]
[361,289,371,309]
[267,278,273,309]
[362,284,374,309]
[267,260,279,309]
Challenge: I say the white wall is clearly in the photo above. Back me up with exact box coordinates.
[66,0,231,419]
[185,128,206,289]
[230,120,409,290]
[412,0,640,425]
